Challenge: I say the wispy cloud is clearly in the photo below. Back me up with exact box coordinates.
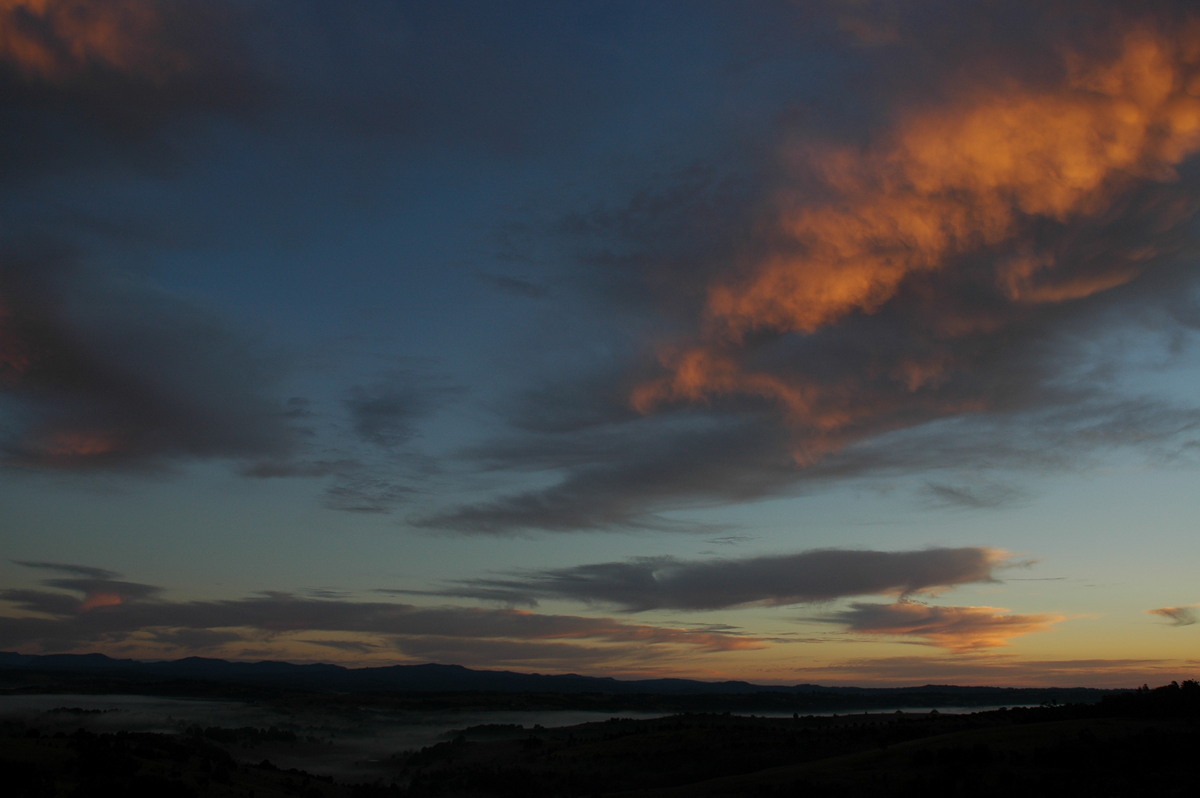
[818,600,1063,650]
[411,547,1011,611]
[13,561,118,580]
[344,372,459,449]
[786,653,1191,688]
[1148,604,1199,626]
[427,395,1200,534]
[920,480,1025,510]
[9,560,160,612]
[0,562,763,671]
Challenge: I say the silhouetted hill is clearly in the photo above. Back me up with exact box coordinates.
[0,651,1115,710]
[5,691,1197,797]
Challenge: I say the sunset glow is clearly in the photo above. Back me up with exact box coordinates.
[2,0,1199,690]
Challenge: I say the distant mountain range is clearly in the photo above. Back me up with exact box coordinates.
[0,651,1116,709]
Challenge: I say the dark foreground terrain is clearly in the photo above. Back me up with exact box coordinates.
[2,677,1197,797]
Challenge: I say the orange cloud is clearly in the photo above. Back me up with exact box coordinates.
[0,0,186,82]
[36,429,122,459]
[833,600,1063,650]
[723,25,1200,337]
[77,591,124,611]
[633,20,1200,464]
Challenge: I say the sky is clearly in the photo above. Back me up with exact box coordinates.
[2,0,1200,689]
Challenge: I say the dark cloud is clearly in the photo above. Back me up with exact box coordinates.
[0,563,762,667]
[817,600,1063,650]
[419,414,799,533]
[1148,605,1198,626]
[323,472,416,514]
[3,563,161,614]
[243,454,435,514]
[345,385,423,448]
[705,535,753,546]
[0,0,307,476]
[426,393,1200,534]
[303,588,354,601]
[12,560,117,580]
[344,373,458,448]
[239,368,459,513]
[0,252,301,470]
[42,579,161,612]
[145,628,245,651]
[0,0,262,180]
[306,639,382,655]
[0,589,80,618]
[418,547,1009,611]
[920,480,1026,510]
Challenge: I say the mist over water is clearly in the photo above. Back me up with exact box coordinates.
[0,694,667,779]
[0,693,1027,781]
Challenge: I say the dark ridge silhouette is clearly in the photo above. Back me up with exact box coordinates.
[0,651,1113,711]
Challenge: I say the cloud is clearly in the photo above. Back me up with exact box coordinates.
[345,382,425,448]
[304,638,382,655]
[419,414,802,533]
[0,563,763,669]
[241,371,456,514]
[344,372,459,448]
[49,579,160,612]
[4,561,161,613]
[322,472,417,514]
[425,1,1200,535]
[242,455,433,514]
[145,628,245,651]
[427,393,1200,534]
[920,480,1025,509]
[0,0,261,179]
[1148,604,1199,626]
[0,253,302,470]
[0,0,222,82]
[631,9,1200,467]
[820,600,1063,650]
[12,560,117,580]
[417,547,1010,611]
[786,653,1190,688]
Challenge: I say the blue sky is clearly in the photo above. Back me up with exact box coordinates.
[2,0,1199,687]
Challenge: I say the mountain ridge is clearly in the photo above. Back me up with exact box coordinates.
[0,651,1115,702]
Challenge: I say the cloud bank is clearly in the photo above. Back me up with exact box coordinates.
[0,562,762,672]
[419,547,1010,611]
